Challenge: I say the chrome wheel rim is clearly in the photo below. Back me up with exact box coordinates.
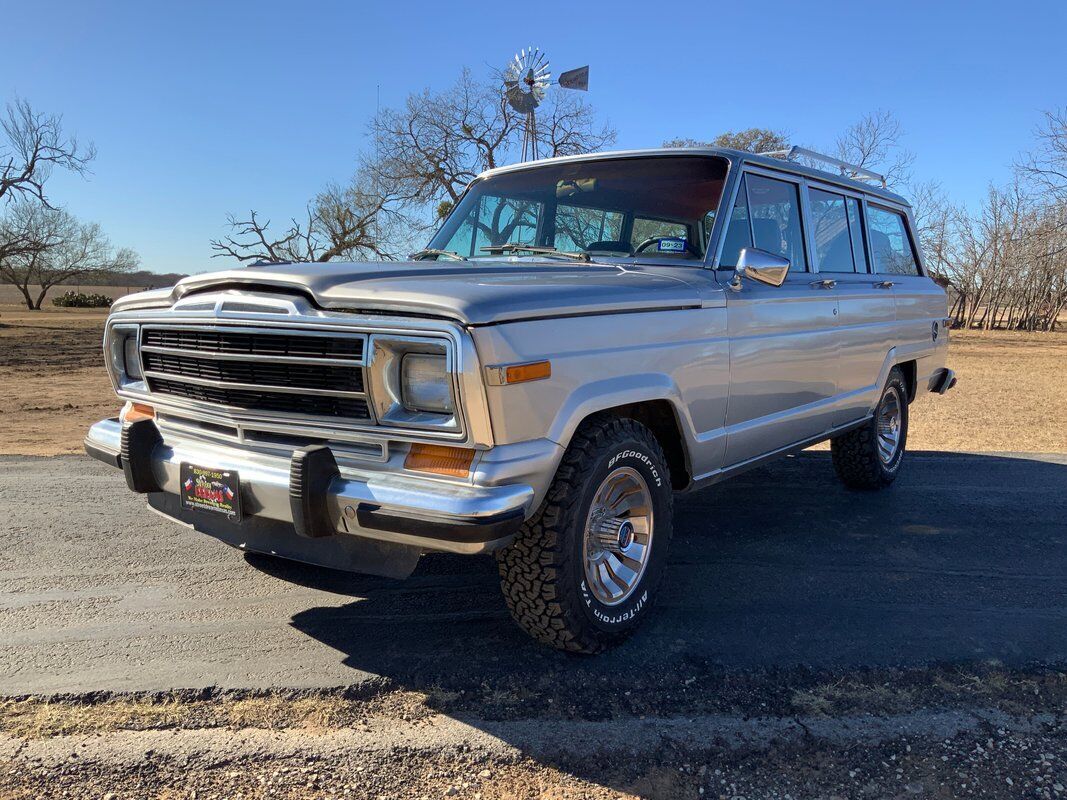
[877,386,903,465]
[582,467,654,606]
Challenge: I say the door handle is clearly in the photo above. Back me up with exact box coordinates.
[874,280,895,289]
[810,279,837,289]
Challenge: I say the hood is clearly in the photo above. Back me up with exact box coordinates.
[121,260,701,325]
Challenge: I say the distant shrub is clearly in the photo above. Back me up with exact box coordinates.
[52,291,114,308]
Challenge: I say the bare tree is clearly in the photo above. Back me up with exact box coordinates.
[368,70,505,218]
[941,180,1067,332]
[368,68,615,224]
[1,98,95,208]
[834,110,915,189]
[908,179,953,277]
[537,88,617,159]
[663,128,790,153]
[1017,107,1067,203]
[0,202,137,309]
[211,171,408,263]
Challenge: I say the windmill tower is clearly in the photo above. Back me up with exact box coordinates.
[503,48,590,162]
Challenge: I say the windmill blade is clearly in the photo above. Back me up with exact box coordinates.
[504,46,554,113]
[558,66,589,91]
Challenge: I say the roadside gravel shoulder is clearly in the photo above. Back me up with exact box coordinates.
[2,666,1065,799]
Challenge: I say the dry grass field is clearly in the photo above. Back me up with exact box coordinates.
[1,301,1065,456]
[908,327,1067,452]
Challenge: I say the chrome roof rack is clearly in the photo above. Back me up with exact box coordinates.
[758,146,887,188]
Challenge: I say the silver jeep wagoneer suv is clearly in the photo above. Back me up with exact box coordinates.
[86,147,955,652]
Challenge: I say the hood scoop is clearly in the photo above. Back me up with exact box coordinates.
[172,291,301,316]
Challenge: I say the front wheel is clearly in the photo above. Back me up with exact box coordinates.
[496,415,673,653]
[831,367,909,490]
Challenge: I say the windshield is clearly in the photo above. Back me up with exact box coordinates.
[426,155,729,262]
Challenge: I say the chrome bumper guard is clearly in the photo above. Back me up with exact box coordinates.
[84,418,534,556]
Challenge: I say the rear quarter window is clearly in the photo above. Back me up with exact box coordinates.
[808,188,856,273]
[867,205,920,276]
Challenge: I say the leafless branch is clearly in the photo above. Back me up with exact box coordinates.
[1,97,96,208]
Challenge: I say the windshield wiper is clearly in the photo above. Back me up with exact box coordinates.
[480,243,590,262]
[410,248,467,261]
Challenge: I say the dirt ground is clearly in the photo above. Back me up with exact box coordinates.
[1,666,1064,799]
[0,305,117,455]
[1,302,1065,456]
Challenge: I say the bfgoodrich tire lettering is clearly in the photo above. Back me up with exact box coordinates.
[496,414,673,653]
[831,367,909,490]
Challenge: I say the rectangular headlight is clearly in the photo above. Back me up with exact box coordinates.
[123,335,143,380]
[366,334,460,432]
[401,353,453,414]
[107,324,143,388]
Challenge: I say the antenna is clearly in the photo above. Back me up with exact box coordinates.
[503,48,589,162]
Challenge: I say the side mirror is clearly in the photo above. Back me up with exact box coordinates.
[730,248,791,290]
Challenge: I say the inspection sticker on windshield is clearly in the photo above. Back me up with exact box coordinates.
[657,237,687,253]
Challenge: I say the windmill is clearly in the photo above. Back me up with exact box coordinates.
[503,48,589,162]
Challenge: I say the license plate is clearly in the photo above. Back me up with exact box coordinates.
[180,463,242,522]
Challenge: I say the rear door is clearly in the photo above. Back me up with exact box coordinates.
[867,203,945,388]
[720,170,840,468]
[805,185,898,426]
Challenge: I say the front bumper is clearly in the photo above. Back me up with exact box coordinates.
[84,417,545,562]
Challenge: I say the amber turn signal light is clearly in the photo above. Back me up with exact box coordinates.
[404,443,475,477]
[121,402,155,423]
[486,360,551,385]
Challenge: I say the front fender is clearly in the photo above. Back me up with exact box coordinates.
[545,372,691,447]
[471,306,728,481]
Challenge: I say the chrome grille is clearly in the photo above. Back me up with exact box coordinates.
[142,328,363,360]
[142,352,364,393]
[141,325,370,423]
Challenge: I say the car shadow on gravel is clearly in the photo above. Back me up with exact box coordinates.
[274,451,1067,786]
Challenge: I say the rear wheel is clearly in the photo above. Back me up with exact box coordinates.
[831,367,909,490]
[496,414,673,653]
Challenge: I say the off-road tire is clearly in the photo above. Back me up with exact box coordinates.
[831,367,909,490]
[496,414,673,654]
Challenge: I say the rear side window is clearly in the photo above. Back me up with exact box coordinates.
[746,174,808,272]
[867,206,920,275]
[808,188,855,273]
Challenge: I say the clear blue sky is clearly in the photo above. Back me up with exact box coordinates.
[2,0,1063,275]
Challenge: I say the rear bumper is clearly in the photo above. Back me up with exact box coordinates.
[84,417,543,558]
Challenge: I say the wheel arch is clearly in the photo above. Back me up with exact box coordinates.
[896,358,918,402]
[552,378,694,492]
[870,348,919,412]
[606,400,692,491]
